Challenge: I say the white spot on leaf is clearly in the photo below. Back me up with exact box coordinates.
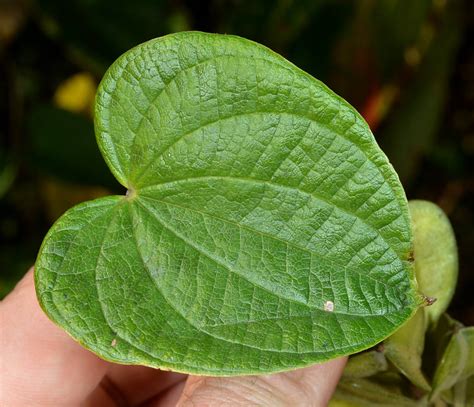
[324,301,334,312]
[111,338,117,347]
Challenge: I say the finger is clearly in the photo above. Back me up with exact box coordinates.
[176,357,347,406]
[0,268,109,406]
[143,379,187,407]
[89,364,186,406]
[82,386,117,407]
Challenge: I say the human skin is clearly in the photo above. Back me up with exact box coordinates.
[0,268,346,406]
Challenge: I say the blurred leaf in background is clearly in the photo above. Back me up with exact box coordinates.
[27,104,116,188]
[377,1,463,184]
[53,72,96,114]
[37,0,191,72]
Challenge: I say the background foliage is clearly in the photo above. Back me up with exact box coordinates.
[0,0,473,334]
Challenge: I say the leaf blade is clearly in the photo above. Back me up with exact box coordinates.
[36,32,418,374]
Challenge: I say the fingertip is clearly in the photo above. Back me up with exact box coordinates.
[176,357,348,406]
[0,268,109,406]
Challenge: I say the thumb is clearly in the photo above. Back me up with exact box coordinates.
[0,268,109,406]
[176,357,346,406]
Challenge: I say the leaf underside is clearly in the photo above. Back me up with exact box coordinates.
[35,32,417,375]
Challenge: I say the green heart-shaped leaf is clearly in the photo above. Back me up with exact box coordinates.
[35,32,419,375]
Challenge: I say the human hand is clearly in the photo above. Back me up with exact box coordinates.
[1,268,346,406]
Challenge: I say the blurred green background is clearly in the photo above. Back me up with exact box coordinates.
[0,0,473,325]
